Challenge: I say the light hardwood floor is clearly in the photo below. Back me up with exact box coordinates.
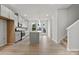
[0,35,78,55]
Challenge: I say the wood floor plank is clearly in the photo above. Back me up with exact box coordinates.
[0,36,78,55]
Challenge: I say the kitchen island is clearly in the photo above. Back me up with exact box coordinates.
[30,31,41,44]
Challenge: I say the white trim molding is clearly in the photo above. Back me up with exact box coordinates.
[52,38,58,43]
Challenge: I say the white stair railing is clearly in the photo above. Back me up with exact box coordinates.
[66,20,79,51]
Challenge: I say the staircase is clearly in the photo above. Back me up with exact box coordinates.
[66,20,79,51]
[60,36,67,48]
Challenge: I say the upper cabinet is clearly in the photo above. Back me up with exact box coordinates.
[1,5,9,18]
[18,15,29,28]
[22,19,28,27]
[19,15,23,24]
[0,5,15,21]
[0,5,28,28]
[5,6,10,18]
[14,15,18,27]
[9,9,15,20]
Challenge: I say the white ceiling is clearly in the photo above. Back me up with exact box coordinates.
[4,4,71,20]
[5,4,71,15]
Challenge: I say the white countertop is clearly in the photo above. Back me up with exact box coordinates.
[30,31,42,33]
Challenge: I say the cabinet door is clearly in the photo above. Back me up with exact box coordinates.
[1,5,7,17]
[1,5,10,18]
[5,7,10,18]
[14,15,18,27]
[9,10,15,20]
[0,20,7,47]
[22,19,28,27]
[15,32,21,42]
[3,20,7,45]
[30,32,39,44]
[19,16,23,24]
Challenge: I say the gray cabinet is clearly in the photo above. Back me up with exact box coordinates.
[30,32,39,44]
[15,32,21,42]
[0,20,7,47]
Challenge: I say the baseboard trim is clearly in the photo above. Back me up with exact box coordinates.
[58,34,67,44]
[7,43,14,45]
[67,48,79,51]
[52,39,58,43]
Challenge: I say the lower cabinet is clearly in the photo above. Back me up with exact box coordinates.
[1,5,15,21]
[0,20,7,47]
[15,31,21,42]
[30,32,39,44]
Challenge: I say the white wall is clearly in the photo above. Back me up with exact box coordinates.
[57,9,68,42]
[67,4,79,26]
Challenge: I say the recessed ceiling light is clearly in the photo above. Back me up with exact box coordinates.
[24,14,27,17]
[46,14,49,16]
